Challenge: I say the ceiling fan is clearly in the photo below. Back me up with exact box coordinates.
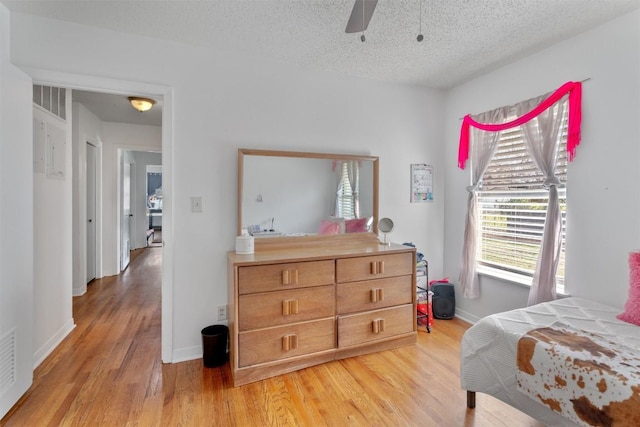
[345,0,378,34]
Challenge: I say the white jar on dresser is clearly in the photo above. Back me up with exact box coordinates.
[227,234,416,387]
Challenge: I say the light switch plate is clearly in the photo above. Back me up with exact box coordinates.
[190,196,202,213]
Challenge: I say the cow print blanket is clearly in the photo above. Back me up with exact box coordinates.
[516,325,640,426]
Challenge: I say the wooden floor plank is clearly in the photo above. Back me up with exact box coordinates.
[1,247,544,426]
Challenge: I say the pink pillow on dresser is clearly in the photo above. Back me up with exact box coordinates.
[617,251,640,326]
[318,220,340,235]
[345,217,368,233]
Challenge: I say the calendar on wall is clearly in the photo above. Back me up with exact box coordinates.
[410,164,433,203]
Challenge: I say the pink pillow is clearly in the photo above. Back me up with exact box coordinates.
[345,218,368,233]
[617,251,640,326]
[318,220,340,235]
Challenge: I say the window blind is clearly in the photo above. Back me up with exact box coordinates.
[478,116,567,292]
[337,162,356,219]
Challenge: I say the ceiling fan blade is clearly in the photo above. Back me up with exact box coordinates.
[345,0,378,33]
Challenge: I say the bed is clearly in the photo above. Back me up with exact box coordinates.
[460,297,640,426]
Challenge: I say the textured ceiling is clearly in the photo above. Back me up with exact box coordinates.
[6,0,640,126]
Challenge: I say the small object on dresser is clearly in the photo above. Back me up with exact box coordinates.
[235,234,254,254]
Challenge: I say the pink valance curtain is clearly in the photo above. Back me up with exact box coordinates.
[458,81,582,170]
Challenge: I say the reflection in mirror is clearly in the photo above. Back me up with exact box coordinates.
[378,217,394,246]
[238,149,378,239]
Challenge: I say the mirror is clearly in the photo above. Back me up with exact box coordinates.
[238,149,379,240]
[378,217,394,246]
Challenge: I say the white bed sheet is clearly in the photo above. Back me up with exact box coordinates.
[460,297,640,426]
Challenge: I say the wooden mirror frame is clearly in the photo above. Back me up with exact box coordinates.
[237,148,379,247]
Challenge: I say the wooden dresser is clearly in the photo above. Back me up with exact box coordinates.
[227,235,416,387]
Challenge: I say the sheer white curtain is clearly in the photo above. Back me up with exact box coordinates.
[459,108,508,298]
[516,95,568,305]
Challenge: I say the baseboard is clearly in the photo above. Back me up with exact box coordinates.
[454,308,481,325]
[72,285,87,297]
[33,318,76,369]
[172,345,202,363]
[171,321,229,364]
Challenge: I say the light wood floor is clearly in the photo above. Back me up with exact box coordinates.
[1,248,544,426]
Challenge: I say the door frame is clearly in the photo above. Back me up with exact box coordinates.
[120,158,133,272]
[85,141,99,285]
[26,67,174,363]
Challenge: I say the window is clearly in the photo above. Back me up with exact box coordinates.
[336,161,358,219]
[477,105,567,293]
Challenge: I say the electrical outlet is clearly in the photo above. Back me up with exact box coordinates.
[217,304,227,321]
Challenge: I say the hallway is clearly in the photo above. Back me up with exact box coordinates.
[2,248,164,426]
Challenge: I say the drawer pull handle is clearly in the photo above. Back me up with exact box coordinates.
[370,261,385,275]
[370,288,384,302]
[282,334,298,351]
[372,318,385,334]
[282,299,299,315]
[281,269,300,285]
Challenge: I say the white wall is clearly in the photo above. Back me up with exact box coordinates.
[0,3,33,418]
[9,12,445,361]
[130,151,162,249]
[444,10,640,322]
[32,103,74,367]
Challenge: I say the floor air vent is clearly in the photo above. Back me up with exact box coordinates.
[0,328,17,393]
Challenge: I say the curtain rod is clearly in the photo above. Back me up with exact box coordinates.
[458,78,590,120]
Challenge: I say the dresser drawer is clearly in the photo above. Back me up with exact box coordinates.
[239,285,335,331]
[337,304,414,348]
[335,253,414,283]
[238,318,336,367]
[336,276,412,315]
[238,260,335,295]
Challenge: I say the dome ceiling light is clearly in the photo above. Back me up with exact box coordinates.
[128,96,156,112]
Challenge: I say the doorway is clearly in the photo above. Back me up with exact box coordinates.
[146,165,163,247]
[119,151,163,255]
[121,160,132,271]
[27,70,173,367]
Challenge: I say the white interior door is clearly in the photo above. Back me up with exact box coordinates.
[86,142,96,282]
[121,161,131,271]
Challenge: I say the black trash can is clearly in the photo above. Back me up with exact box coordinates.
[201,325,228,368]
